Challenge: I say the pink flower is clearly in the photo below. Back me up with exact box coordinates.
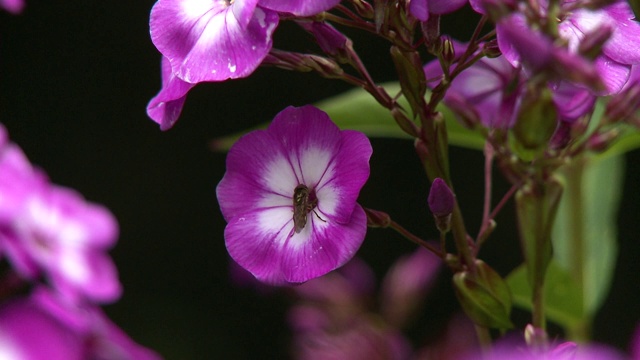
[0,124,121,304]
[496,1,640,95]
[0,0,24,14]
[0,288,160,360]
[216,105,372,285]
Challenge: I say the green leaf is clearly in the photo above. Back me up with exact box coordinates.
[453,260,513,330]
[210,83,486,152]
[552,155,622,317]
[507,261,584,328]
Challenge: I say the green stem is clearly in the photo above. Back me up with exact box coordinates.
[563,158,592,342]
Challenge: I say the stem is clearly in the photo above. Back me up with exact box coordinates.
[389,220,444,258]
[564,158,591,342]
[474,325,493,353]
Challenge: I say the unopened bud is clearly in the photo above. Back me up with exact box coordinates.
[524,324,548,348]
[442,38,455,64]
[364,207,391,228]
[587,128,620,152]
[510,86,558,161]
[297,21,353,63]
[482,39,502,58]
[428,178,454,233]
[421,15,441,54]
[392,108,419,137]
[350,0,375,18]
[301,55,345,78]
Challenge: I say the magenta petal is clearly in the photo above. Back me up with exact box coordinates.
[409,0,429,21]
[594,2,640,64]
[225,204,366,284]
[51,250,122,304]
[147,56,195,130]
[429,0,467,14]
[258,0,340,16]
[150,0,279,83]
[0,0,24,14]
[552,81,596,121]
[594,55,630,94]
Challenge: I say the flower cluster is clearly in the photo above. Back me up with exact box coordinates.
[0,124,159,359]
[144,0,640,357]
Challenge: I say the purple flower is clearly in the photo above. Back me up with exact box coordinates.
[497,1,640,95]
[0,0,24,14]
[380,247,441,328]
[424,41,524,127]
[409,0,468,22]
[150,0,280,84]
[424,41,596,127]
[0,288,161,360]
[216,105,372,285]
[0,124,121,304]
[148,0,340,129]
[149,0,339,84]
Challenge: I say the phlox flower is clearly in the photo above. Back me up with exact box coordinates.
[148,0,340,129]
[0,124,121,304]
[496,1,640,95]
[216,105,371,285]
[424,41,595,127]
[0,287,160,360]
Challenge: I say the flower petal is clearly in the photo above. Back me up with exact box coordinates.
[258,0,340,16]
[591,2,640,64]
[281,205,366,283]
[146,56,195,130]
[216,128,296,222]
[409,0,429,21]
[225,204,367,285]
[429,0,467,14]
[150,0,279,83]
[315,130,372,222]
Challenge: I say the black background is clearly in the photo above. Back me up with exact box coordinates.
[1,1,639,359]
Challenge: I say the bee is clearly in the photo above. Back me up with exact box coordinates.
[292,184,325,234]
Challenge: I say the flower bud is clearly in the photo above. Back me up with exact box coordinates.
[364,207,391,228]
[510,86,558,161]
[428,178,455,217]
[297,21,352,63]
[350,0,374,18]
[429,178,454,234]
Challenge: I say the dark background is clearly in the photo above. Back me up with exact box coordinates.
[1,1,639,359]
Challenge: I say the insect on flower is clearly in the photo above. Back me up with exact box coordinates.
[292,184,325,235]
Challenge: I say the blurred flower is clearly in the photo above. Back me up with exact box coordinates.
[462,337,627,360]
[496,1,640,95]
[424,41,595,128]
[380,247,441,328]
[0,287,161,360]
[216,105,371,285]
[409,0,468,22]
[0,0,24,14]
[288,257,411,360]
[0,124,121,304]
